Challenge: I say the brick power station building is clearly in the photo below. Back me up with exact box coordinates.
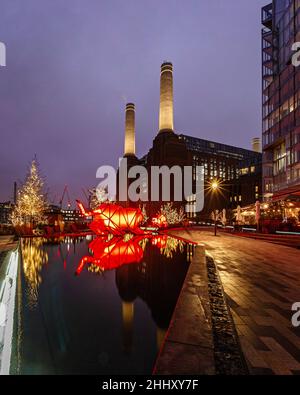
[119,62,262,221]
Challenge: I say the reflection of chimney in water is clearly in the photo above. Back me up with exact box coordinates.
[159,62,174,133]
[124,103,136,157]
[122,301,134,354]
[156,327,167,351]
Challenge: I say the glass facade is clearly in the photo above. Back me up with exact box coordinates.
[179,135,262,216]
[179,135,261,181]
[262,0,300,198]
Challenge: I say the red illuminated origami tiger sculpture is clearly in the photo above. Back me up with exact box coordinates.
[76,200,145,235]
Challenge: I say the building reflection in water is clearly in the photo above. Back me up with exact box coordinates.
[114,235,194,354]
[121,301,134,354]
[17,234,194,374]
[76,234,194,355]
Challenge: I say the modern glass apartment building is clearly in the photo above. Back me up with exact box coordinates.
[262,0,300,200]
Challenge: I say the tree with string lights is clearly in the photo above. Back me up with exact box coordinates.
[159,202,185,226]
[89,186,116,209]
[11,158,48,228]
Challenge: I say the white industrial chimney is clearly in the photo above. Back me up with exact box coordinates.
[124,103,136,157]
[159,62,174,133]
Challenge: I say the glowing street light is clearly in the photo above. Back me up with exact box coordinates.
[210,179,220,236]
[211,180,219,192]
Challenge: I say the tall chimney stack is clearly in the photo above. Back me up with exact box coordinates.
[124,103,136,157]
[159,62,174,133]
[252,137,261,153]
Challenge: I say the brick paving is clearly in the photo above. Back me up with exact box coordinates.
[154,246,216,375]
[170,229,300,375]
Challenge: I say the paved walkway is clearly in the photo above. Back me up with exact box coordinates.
[0,236,16,253]
[154,246,215,375]
[170,229,300,375]
[0,236,17,277]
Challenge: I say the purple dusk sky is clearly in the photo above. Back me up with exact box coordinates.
[0,0,267,205]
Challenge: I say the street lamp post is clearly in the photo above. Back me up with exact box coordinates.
[211,180,220,237]
[214,209,218,236]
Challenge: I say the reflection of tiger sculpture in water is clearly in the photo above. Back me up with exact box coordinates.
[75,201,192,275]
[75,236,145,275]
[75,234,187,275]
[76,200,145,235]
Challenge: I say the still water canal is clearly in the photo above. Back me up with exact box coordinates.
[10,235,193,374]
